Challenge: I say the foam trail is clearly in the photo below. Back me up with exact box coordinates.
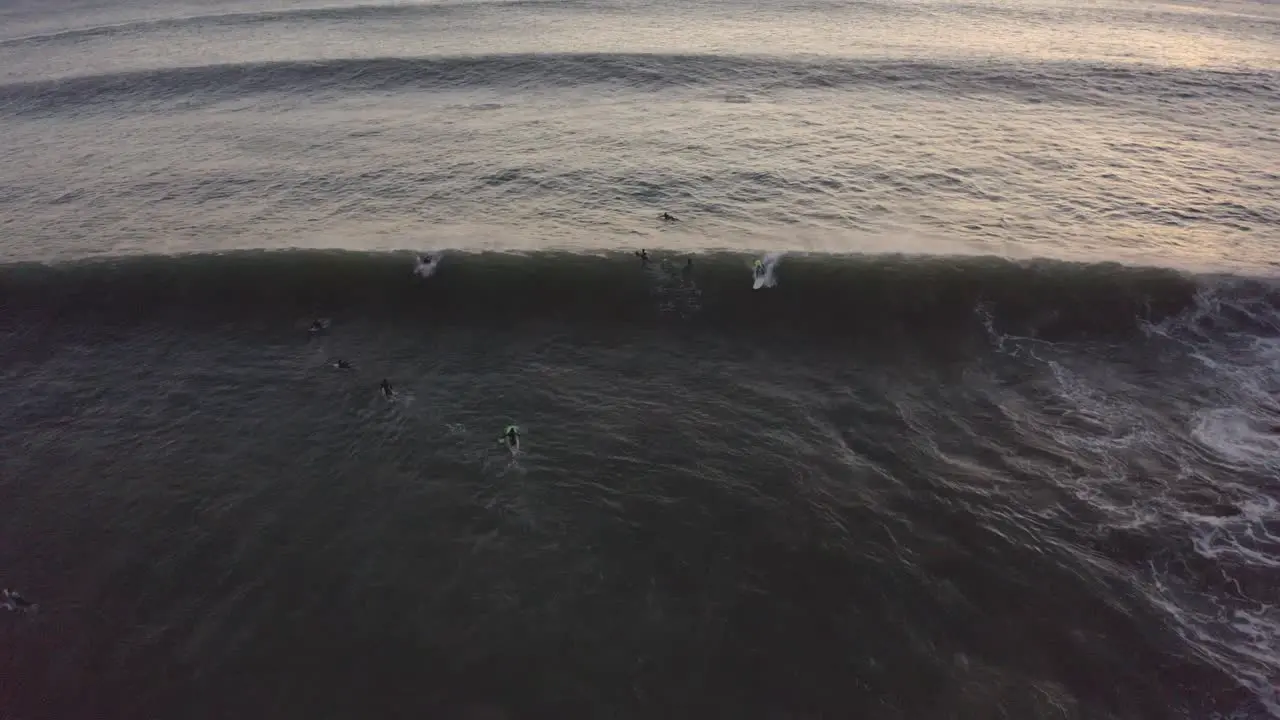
[753,252,783,290]
[414,251,443,279]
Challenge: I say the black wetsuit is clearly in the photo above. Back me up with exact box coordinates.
[2,590,33,612]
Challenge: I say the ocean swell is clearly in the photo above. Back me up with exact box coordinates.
[0,250,1245,342]
[1,54,1273,116]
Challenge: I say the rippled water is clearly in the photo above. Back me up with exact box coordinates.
[0,0,1277,267]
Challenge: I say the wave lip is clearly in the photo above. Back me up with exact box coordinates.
[0,250,1228,342]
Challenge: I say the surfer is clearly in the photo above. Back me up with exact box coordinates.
[499,425,520,452]
[308,319,327,335]
[660,212,678,222]
[380,379,395,399]
[414,253,440,279]
[753,259,765,277]
[635,249,649,266]
[332,359,353,370]
[2,589,35,614]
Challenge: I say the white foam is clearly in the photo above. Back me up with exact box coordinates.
[1191,408,1280,472]
[413,252,442,278]
[752,252,782,290]
[1144,560,1280,719]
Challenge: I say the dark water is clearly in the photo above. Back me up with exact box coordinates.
[2,0,1278,713]
[2,251,1278,719]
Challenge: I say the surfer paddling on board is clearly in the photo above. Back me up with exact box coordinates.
[499,426,520,453]
[332,359,353,370]
[2,589,36,614]
[660,212,678,222]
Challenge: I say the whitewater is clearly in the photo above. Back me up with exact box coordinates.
[0,0,1278,717]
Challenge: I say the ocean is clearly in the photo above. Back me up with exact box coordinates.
[0,0,1278,717]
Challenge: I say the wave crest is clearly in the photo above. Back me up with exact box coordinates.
[0,250,1238,343]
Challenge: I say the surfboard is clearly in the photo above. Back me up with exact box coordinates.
[752,262,770,290]
[500,426,520,454]
[753,254,781,289]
